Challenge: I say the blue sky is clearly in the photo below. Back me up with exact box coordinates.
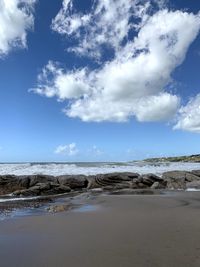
[0,0,200,162]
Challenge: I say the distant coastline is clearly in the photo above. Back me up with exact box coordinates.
[143,154,200,163]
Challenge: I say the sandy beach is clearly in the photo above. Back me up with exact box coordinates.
[1,192,200,267]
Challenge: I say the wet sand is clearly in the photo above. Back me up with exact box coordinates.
[1,192,200,267]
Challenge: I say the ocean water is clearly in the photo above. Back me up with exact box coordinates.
[0,161,200,176]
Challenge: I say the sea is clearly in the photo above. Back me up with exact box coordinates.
[0,161,200,176]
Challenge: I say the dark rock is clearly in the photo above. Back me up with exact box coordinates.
[162,171,200,189]
[87,172,139,189]
[13,183,71,197]
[162,171,200,182]
[58,175,88,189]
[29,175,56,187]
[42,184,71,195]
[13,185,41,196]
[0,175,30,195]
[163,178,185,190]
[191,170,200,177]
[141,174,163,184]
[151,181,166,189]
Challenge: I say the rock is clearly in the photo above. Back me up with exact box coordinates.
[162,171,200,189]
[47,204,70,213]
[186,181,200,189]
[42,184,71,195]
[29,175,56,187]
[162,171,186,189]
[191,170,200,177]
[13,185,41,196]
[58,175,88,189]
[18,176,31,188]
[141,174,163,184]
[87,172,139,189]
[163,171,200,182]
[13,183,71,197]
[0,175,30,195]
[151,181,166,189]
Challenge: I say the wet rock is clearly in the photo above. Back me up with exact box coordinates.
[87,172,139,189]
[162,171,200,189]
[0,175,30,195]
[47,204,70,213]
[151,181,166,189]
[191,170,200,177]
[186,181,200,189]
[13,183,71,197]
[29,175,56,187]
[42,184,71,195]
[162,171,198,189]
[141,174,163,184]
[162,171,200,183]
[13,185,41,196]
[58,175,88,189]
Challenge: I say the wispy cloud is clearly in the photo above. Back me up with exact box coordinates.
[51,0,167,59]
[55,143,79,156]
[32,0,200,130]
[0,0,36,57]
[89,145,104,156]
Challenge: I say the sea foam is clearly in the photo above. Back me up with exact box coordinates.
[0,162,199,176]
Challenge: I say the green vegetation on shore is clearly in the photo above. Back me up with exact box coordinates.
[144,154,200,163]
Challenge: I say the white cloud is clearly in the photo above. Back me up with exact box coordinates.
[51,0,166,59]
[0,0,36,56]
[133,93,180,122]
[32,6,200,123]
[31,61,90,100]
[174,94,200,133]
[55,143,79,156]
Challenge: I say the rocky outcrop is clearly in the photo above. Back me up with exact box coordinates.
[191,170,200,177]
[28,175,56,187]
[162,171,200,189]
[0,175,30,195]
[186,181,200,190]
[13,182,71,197]
[58,175,88,189]
[87,172,139,189]
[0,170,200,197]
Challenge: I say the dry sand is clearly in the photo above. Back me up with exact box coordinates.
[1,192,200,267]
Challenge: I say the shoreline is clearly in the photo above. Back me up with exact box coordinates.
[0,170,200,218]
[1,192,200,266]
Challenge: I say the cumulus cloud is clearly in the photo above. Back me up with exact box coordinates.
[51,0,167,59]
[30,0,200,126]
[55,143,79,156]
[174,94,200,133]
[0,0,36,56]
[32,4,200,123]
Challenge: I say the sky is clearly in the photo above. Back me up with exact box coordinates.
[0,0,200,162]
